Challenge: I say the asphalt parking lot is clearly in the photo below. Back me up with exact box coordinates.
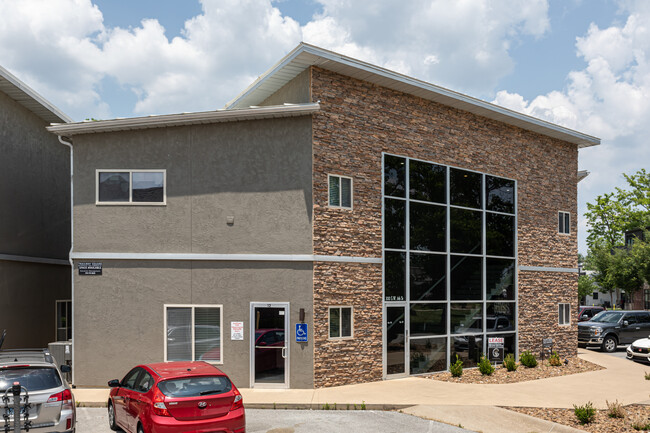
[77,407,474,433]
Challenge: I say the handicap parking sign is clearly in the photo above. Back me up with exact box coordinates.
[296,323,308,342]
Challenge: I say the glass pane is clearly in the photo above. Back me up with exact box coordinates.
[410,337,447,374]
[329,176,340,206]
[450,208,482,254]
[450,168,482,209]
[254,307,286,384]
[409,160,446,203]
[132,172,164,202]
[450,255,483,300]
[410,202,446,252]
[56,302,66,328]
[486,258,515,300]
[487,303,516,332]
[341,308,352,337]
[451,334,483,368]
[487,332,516,358]
[564,213,570,234]
[341,177,352,208]
[385,251,406,301]
[195,307,221,362]
[558,212,563,233]
[485,176,514,213]
[329,308,340,338]
[386,307,406,375]
[384,155,406,198]
[410,303,446,337]
[384,198,406,249]
[167,307,192,361]
[451,303,483,334]
[410,253,446,301]
[558,304,564,324]
[486,213,515,257]
[98,172,129,202]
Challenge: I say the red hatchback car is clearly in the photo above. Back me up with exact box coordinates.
[107,361,245,433]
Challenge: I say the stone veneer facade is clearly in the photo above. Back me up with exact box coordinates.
[308,66,578,387]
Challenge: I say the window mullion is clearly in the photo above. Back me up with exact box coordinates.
[191,306,196,361]
[129,171,133,203]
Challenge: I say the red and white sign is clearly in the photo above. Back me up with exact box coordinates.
[231,321,244,341]
[488,337,504,345]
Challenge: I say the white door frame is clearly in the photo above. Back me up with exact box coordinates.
[249,302,290,389]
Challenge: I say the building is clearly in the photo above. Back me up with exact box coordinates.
[47,43,599,388]
[0,64,72,349]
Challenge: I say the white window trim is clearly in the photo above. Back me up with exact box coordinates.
[328,306,354,340]
[96,169,167,206]
[163,304,224,364]
[558,303,571,326]
[55,299,72,342]
[328,174,353,210]
[558,211,570,235]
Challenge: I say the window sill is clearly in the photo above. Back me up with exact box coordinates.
[328,336,354,341]
[327,205,353,210]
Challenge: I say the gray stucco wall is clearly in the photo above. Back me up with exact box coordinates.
[73,260,314,388]
[72,116,313,254]
[0,90,70,258]
[260,70,311,107]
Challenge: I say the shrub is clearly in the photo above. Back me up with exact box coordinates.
[573,402,596,424]
[519,350,538,368]
[606,400,625,419]
[504,353,518,372]
[450,355,463,377]
[629,414,650,430]
[478,356,495,376]
[548,351,562,367]
[645,371,650,380]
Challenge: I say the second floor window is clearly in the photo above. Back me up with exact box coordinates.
[328,174,352,209]
[97,170,166,204]
[558,211,570,234]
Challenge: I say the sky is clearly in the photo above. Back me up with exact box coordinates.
[0,0,648,255]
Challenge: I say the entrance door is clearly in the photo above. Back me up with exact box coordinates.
[385,306,407,377]
[250,303,289,388]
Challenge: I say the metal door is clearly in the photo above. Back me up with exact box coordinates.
[250,303,289,388]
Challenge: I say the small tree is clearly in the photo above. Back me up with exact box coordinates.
[578,274,597,304]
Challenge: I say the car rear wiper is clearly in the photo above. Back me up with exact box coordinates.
[199,389,224,395]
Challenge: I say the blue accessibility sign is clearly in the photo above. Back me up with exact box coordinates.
[295,323,308,343]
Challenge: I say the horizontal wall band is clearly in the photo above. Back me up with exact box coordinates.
[70,252,382,264]
[519,265,578,273]
[0,253,70,266]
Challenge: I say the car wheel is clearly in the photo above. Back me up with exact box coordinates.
[137,424,145,433]
[602,335,618,353]
[107,402,119,431]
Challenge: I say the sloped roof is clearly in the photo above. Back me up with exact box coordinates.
[0,64,72,124]
[227,43,600,148]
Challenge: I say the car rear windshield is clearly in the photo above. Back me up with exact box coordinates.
[590,311,623,323]
[158,376,232,398]
[0,367,62,392]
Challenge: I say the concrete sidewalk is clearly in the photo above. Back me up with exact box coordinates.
[72,349,650,433]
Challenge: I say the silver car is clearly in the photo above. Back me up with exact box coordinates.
[0,349,75,432]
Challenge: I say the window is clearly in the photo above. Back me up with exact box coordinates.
[97,169,166,204]
[558,211,570,234]
[165,305,222,363]
[558,303,571,325]
[328,175,352,209]
[55,300,71,341]
[592,292,599,300]
[329,307,353,339]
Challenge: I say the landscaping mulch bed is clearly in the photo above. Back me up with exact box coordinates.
[507,404,650,432]
[422,357,603,384]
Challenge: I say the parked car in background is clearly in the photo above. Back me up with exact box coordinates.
[578,306,606,322]
[108,361,244,433]
[627,335,650,363]
[0,349,75,432]
[578,310,650,352]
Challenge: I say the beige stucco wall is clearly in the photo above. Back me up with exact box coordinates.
[260,70,311,107]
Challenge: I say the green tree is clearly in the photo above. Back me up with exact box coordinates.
[578,274,597,303]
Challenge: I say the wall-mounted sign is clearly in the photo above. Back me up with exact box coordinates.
[296,323,308,343]
[78,262,102,275]
[542,338,553,348]
[231,322,244,340]
[488,337,504,362]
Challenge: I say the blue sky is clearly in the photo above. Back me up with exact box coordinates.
[0,0,648,254]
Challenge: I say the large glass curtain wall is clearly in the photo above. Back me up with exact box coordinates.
[383,154,517,375]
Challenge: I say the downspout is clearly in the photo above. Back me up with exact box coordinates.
[58,135,74,386]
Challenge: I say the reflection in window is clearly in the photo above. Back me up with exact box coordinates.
[486,213,515,257]
[132,172,164,202]
[410,337,447,374]
[409,160,446,203]
[451,334,483,368]
[486,303,516,332]
[384,155,406,197]
[450,168,482,209]
[410,202,446,252]
[384,198,406,249]
[486,259,515,300]
[450,208,482,254]
[329,175,352,208]
[410,253,446,301]
[385,252,406,301]
[410,304,446,337]
[486,333,516,357]
[98,170,165,204]
[98,172,129,202]
[486,176,515,213]
[450,256,482,300]
[451,303,483,334]
[386,307,406,375]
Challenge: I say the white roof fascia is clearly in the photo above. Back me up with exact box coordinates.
[47,103,320,136]
[226,43,600,148]
[578,170,590,183]
[0,64,72,124]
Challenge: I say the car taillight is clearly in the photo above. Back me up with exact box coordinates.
[152,387,171,417]
[48,389,73,409]
[230,387,243,411]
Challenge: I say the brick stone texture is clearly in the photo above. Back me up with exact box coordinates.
[313,262,383,387]
[308,66,579,386]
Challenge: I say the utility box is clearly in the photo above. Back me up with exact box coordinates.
[48,341,72,383]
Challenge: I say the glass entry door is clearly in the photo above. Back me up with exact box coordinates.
[385,306,407,377]
[250,303,289,388]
